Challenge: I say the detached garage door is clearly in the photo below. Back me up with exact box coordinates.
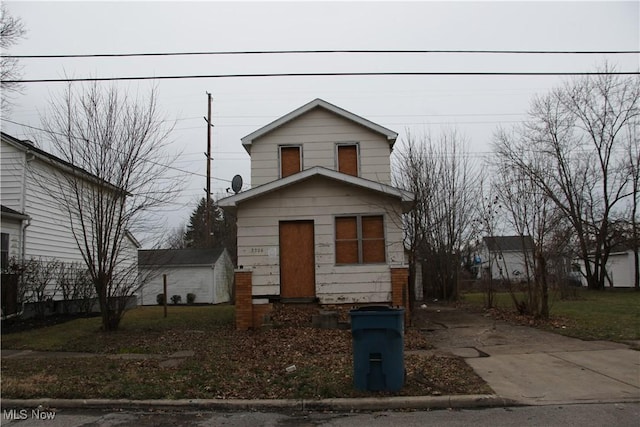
[279,220,315,299]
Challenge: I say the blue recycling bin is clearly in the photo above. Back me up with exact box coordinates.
[349,306,405,392]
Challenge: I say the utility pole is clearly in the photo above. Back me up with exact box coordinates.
[204,92,213,246]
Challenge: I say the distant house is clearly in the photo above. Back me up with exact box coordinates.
[137,248,233,305]
[0,132,139,316]
[481,236,535,281]
[577,245,639,288]
[219,98,414,329]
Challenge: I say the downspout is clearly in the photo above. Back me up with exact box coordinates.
[20,149,35,260]
[5,150,36,320]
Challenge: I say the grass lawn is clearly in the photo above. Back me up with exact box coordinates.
[461,288,640,342]
[1,305,490,400]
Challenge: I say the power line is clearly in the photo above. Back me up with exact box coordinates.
[4,70,639,84]
[3,49,639,59]
[1,118,233,183]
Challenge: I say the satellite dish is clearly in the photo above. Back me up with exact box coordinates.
[231,175,243,194]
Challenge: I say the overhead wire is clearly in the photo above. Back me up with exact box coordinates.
[4,70,639,84]
[1,118,234,183]
[3,48,639,59]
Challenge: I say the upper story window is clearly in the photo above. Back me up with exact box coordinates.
[337,143,359,177]
[280,145,302,178]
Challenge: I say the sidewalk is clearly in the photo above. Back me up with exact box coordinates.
[414,305,640,405]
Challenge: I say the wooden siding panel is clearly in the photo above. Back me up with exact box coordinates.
[139,266,213,305]
[0,143,26,210]
[1,140,138,300]
[236,177,405,301]
[250,108,392,187]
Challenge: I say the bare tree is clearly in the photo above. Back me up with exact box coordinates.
[0,5,26,112]
[395,129,478,301]
[21,257,60,319]
[39,82,180,330]
[493,160,567,318]
[58,261,96,314]
[163,222,188,249]
[625,122,640,289]
[494,68,640,290]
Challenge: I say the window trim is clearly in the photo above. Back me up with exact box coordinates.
[278,144,303,178]
[335,142,360,177]
[1,232,9,271]
[334,214,386,265]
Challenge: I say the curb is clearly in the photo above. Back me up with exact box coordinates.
[1,395,519,412]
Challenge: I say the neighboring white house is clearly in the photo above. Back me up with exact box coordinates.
[576,246,639,288]
[603,248,638,287]
[481,236,535,281]
[0,132,139,308]
[219,99,414,329]
[137,248,233,305]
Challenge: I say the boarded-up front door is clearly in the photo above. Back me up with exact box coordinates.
[279,221,315,299]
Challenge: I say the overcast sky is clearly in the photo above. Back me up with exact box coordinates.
[2,1,638,246]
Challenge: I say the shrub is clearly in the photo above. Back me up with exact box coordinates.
[156,293,165,305]
[170,295,182,305]
[186,293,196,304]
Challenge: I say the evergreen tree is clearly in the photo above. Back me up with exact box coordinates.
[185,197,237,263]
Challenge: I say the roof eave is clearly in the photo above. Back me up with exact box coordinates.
[218,166,415,211]
[240,99,397,153]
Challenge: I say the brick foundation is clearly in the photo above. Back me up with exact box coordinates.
[252,303,274,329]
[234,270,253,330]
[391,267,410,325]
[237,268,411,330]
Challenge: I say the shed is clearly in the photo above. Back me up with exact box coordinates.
[137,248,233,305]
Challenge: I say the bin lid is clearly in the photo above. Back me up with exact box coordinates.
[352,305,394,312]
[349,306,405,315]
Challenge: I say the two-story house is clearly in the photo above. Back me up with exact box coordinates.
[218,99,414,329]
[0,132,139,316]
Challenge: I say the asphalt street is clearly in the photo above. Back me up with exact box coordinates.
[1,403,639,427]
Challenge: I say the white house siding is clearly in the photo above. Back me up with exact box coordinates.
[605,251,637,288]
[1,136,139,300]
[139,265,214,305]
[139,261,231,305]
[23,160,92,265]
[487,250,534,281]
[1,142,27,212]
[250,108,392,187]
[236,176,405,304]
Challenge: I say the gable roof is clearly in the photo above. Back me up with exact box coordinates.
[138,248,226,267]
[218,166,414,212]
[483,236,534,252]
[240,98,398,154]
[1,132,124,194]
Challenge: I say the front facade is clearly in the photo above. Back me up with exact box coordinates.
[0,132,139,305]
[219,99,414,329]
[138,248,233,305]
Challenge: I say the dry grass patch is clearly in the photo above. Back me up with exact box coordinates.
[1,305,491,399]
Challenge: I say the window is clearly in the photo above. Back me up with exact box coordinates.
[280,145,301,178]
[337,144,359,177]
[1,233,9,271]
[335,215,385,264]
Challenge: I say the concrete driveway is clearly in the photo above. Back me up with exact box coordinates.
[414,305,640,405]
